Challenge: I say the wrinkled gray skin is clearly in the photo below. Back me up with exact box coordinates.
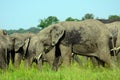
[0,30,13,69]
[23,25,65,70]
[24,37,58,69]
[106,21,120,64]
[23,35,55,69]
[23,34,82,70]
[42,45,83,69]
[10,32,35,68]
[23,35,42,69]
[34,19,114,70]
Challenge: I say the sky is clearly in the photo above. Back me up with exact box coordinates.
[0,0,120,30]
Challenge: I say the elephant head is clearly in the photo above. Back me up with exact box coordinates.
[13,38,24,52]
[36,24,64,60]
[10,32,35,68]
[10,32,34,52]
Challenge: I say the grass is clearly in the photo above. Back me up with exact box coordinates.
[0,59,120,80]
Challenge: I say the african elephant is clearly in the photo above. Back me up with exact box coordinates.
[22,35,41,69]
[0,30,7,35]
[10,32,35,68]
[106,21,120,64]
[24,39,60,70]
[22,31,82,70]
[33,19,114,70]
[23,34,62,69]
[0,30,14,69]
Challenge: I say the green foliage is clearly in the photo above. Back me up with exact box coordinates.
[0,59,120,80]
[82,13,94,20]
[65,17,80,21]
[5,27,40,34]
[37,16,59,29]
[108,15,120,22]
[27,27,40,34]
[17,28,26,33]
[5,30,17,35]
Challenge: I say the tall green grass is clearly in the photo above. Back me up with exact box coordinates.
[0,59,120,80]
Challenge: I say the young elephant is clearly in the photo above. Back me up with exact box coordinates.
[10,32,35,68]
[34,19,114,70]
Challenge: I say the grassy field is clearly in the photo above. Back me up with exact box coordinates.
[0,59,120,80]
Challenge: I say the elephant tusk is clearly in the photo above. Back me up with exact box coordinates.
[111,47,117,51]
[37,53,42,60]
[111,46,120,51]
[72,53,74,56]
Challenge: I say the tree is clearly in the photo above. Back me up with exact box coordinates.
[108,15,120,22]
[27,27,40,33]
[65,17,80,21]
[82,13,94,20]
[37,16,59,29]
[5,27,40,34]
[17,28,26,33]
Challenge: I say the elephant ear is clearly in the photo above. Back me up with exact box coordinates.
[14,38,24,52]
[23,38,30,55]
[51,24,65,46]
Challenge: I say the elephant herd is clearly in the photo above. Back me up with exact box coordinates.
[0,19,120,71]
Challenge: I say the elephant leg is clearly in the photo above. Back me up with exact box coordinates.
[10,50,15,65]
[45,54,55,69]
[0,56,8,69]
[36,59,43,70]
[99,52,115,68]
[52,56,63,71]
[14,53,22,68]
[72,54,83,66]
[24,57,33,69]
[90,57,99,66]
[0,61,8,70]
[60,44,72,67]
[51,45,62,71]
[117,52,120,66]
[90,56,105,67]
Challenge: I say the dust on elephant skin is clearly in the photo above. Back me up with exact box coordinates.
[62,29,81,45]
[54,19,114,68]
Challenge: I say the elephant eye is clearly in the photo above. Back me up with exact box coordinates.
[44,45,50,53]
[44,43,50,47]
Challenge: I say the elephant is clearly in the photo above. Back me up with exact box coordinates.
[22,35,41,69]
[23,32,82,70]
[0,30,7,35]
[24,36,58,69]
[105,21,120,64]
[0,30,14,69]
[31,19,114,70]
[10,32,35,68]
[117,31,120,64]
